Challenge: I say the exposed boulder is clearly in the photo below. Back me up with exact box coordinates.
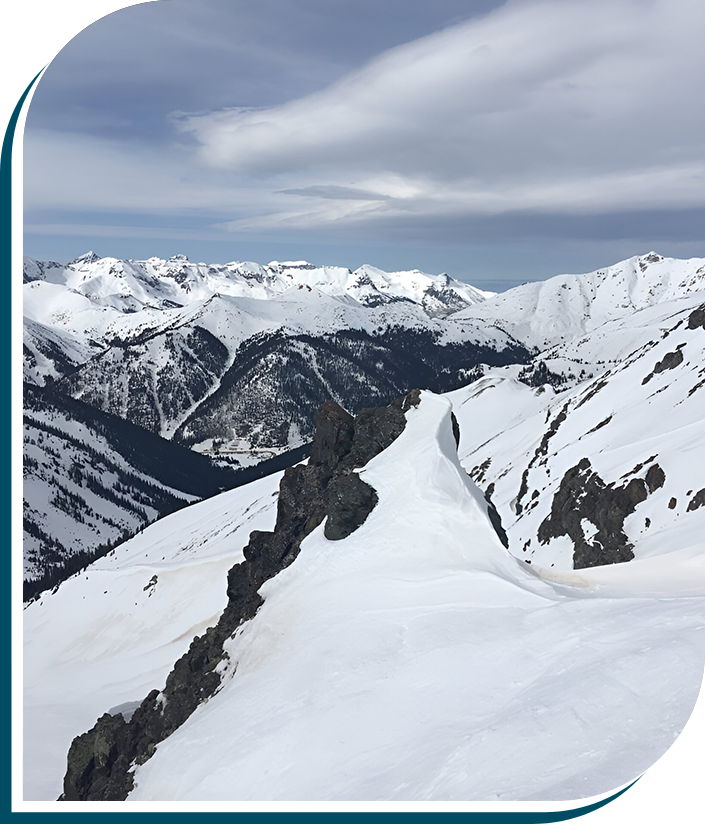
[308,401,355,470]
[642,347,685,384]
[324,474,379,541]
[653,349,684,374]
[62,713,130,801]
[645,464,666,493]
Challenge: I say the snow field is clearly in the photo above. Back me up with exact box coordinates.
[125,394,704,801]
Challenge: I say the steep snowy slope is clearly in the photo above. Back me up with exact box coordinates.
[451,292,705,572]
[22,384,246,594]
[23,317,102,387]
[23,393,705,802]
[452,252,705,352]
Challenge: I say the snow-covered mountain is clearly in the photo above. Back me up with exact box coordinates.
[21,251,705,587]
[24,252,492,316]
[22,253,519,452]
[22,249,705,803]
[22,253,532,588]
[452,251,705,351]
[451,290,705,575]
[24,391,705,802]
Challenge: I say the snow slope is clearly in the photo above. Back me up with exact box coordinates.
[452,252,705,351]
[451,290,705,572]
[23,394,705,802]
[23,473,281,802]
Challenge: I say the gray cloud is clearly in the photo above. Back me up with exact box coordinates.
[22,0,705,279]
[178,0,705,224]
[279,186,393,201]
[26,0,498,140]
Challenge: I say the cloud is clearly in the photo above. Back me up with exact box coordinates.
[175,0,705,228]
[23,128,277,215]
[24,0,705,259]
[279,185,393,201]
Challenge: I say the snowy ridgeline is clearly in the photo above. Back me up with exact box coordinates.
[24,391,705,802]
[21,250,705,589]
[22,252,493,323]
[22,250,705,802]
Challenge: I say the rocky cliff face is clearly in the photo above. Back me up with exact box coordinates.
[60,390,422,801]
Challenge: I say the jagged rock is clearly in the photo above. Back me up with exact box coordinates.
[687,489,705,512]
[308,402,355,470]
[653,349,684,374]
[688,305,705,330]
[537,458,652,568]
[324,474,379,540]
[60,389,423,801]
[62,712,130,801]
[343,405,407,468]
[643,348,685,384]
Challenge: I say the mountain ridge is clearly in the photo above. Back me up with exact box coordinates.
[24,388,705,801]
[22,250,705,802]
[21,250,705,585]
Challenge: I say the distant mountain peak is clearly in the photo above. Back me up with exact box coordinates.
[68,251,101,266]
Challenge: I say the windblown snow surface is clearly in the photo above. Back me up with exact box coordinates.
[23,394,705,802]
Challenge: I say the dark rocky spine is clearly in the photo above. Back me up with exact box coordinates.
[60,389,421,801]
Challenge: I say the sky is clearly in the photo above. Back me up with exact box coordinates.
[22,0,705,290]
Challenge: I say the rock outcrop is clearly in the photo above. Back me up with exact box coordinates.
[60,390,421,801]
[537,458,664,568]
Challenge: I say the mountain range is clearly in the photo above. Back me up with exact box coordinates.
[22,250,705,803]
[22,253,528,591]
